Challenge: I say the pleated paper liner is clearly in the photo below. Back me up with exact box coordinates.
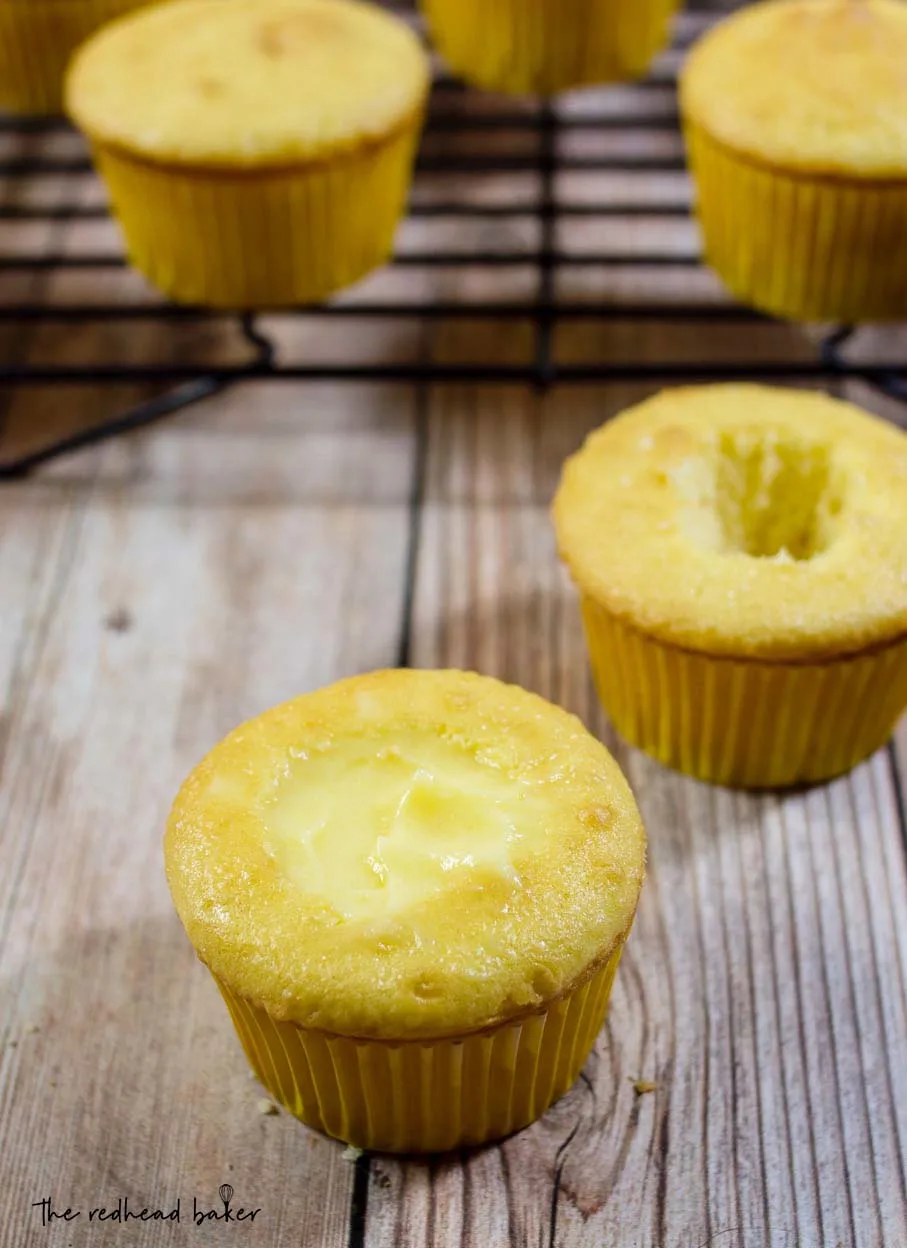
[685,122,907,323]
[214,941,624,1154]
[581,597,907,789]
[0,0,152,114]
[89,118,422,309]
[421,0,680,96]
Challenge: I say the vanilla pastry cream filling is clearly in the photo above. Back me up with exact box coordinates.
[262,736,540,922]
[166,669,647,1036]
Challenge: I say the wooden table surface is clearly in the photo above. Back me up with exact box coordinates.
[3,11,907,1248]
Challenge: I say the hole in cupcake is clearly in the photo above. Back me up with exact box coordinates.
[715,433,841,560]
[676,431,842,561]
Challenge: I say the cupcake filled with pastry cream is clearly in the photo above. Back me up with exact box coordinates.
[681,0,907,321]
[65,0,429,308]
[421,0,681,97]
[165,669,646,1153]
[553,385,907,789]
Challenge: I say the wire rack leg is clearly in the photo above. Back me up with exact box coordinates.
[0,313,277,479]
[819,325,856,371]
[0,376,227,479]
[818,324,907,406]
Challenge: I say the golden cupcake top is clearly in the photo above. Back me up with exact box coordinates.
[681,0,907,178]
[165,669,645,1039]
[66,0,430,167]
[553,385,907,661]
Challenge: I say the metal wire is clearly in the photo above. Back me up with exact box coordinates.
[0,12,904,477]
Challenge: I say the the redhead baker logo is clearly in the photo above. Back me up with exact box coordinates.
[30,1184,262,1226]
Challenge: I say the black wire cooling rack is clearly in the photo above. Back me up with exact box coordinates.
[0,2,904,478]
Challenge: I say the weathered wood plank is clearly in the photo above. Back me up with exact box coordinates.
[4,13,907,1243]
[358,377,907,1248]
[0,395,417,1248]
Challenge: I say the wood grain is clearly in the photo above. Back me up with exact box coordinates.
[3,2,907,1243]
[0,400,418,1248]
[371,395,907,1248]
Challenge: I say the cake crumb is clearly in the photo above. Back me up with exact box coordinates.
[257,1098,279,1116]
[342,1145,363,1162]
[632,1079,658,1096]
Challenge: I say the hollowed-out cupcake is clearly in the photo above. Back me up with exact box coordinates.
[553,385,907,789]
[421,0,682,96]
[681,0,907,321]
[164,669,645,1152]
[65,0,429,308]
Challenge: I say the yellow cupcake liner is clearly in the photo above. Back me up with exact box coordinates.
[581,596,907,789]
[214,942,624,1153]
[0,0,154,114]
[686,122,907,323]
[89,118,422,309]
[421,0,680,96]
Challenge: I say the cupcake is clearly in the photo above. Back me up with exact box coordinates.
[421,0,681,96]
[0,0,159,114]
[553,385,907,789]
[65,0,429,308]
[681,0,907,322]
[164,669,645,1153]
